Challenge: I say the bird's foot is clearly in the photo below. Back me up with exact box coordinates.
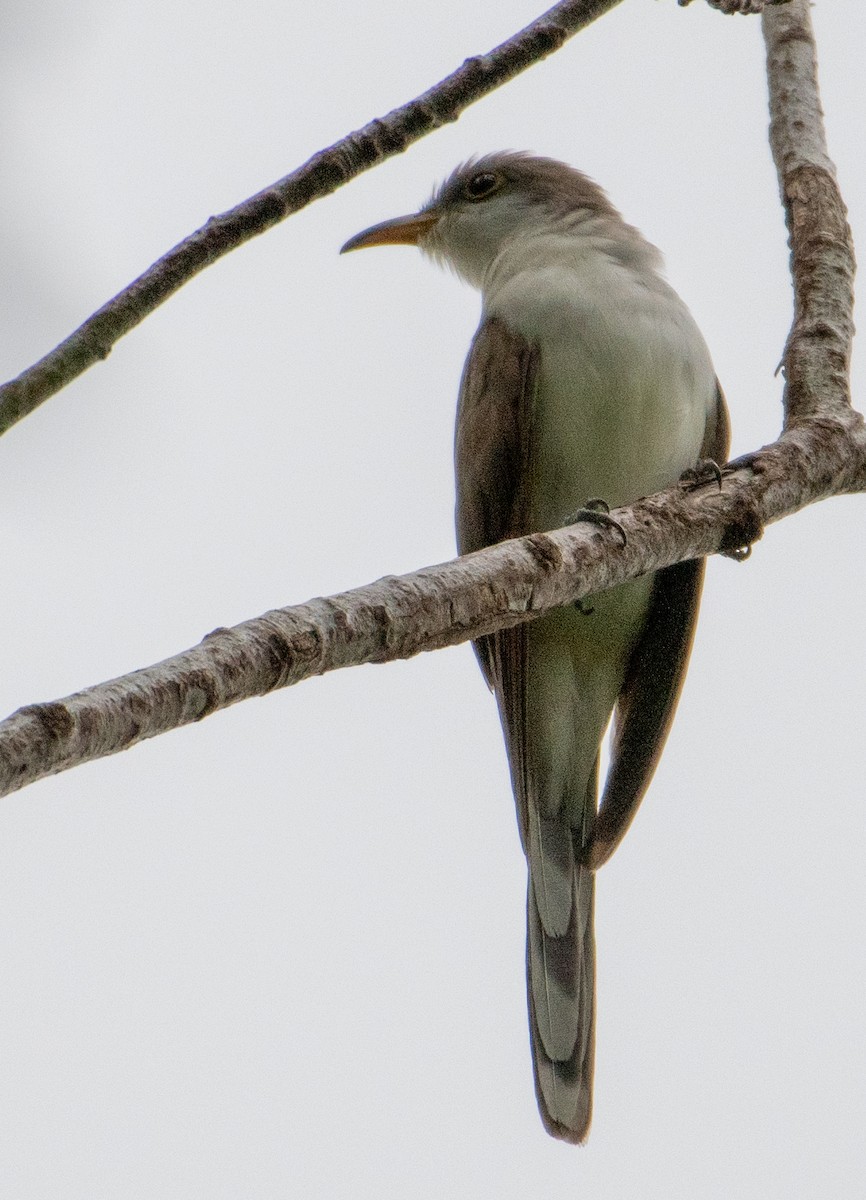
[563,498,627,547]
[563,499,625,613]
[679,459,723,492]
[715,452,765,561]
[722,450,766,476]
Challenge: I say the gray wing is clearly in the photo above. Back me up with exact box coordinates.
[454,316,539,855]
[455,315,537,684]
[586,380,731,869]
[455,316,595,1143]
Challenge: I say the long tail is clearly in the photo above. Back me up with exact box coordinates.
[525,779,596,1143]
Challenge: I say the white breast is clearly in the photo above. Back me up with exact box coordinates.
[484,231,716,533]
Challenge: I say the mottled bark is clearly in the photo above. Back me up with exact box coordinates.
[0,413,861,801]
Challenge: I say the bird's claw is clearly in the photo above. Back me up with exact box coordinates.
[680,459,723,491]
[563,498,627,547]
[722,450,765,476]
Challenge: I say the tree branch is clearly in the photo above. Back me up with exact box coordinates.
[1,404,864,802]
[0,0,622,437]
[0,0,860,800]
[764,0,855,428]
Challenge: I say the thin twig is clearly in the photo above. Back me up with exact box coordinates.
[0,0,621,437]
[679,0,791,14]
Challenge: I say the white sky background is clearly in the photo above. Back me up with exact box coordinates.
[0,1,864,1195]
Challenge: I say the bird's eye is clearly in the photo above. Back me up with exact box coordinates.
[463,172,500,202]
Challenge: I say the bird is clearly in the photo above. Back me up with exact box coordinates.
[341,152,729,1144]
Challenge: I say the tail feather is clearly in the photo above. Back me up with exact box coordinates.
[528,859,596,1143]
[528,808,575,938]
[527,882,579,1061]
[526,770,597,1143]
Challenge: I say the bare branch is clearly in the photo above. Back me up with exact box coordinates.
[0,0,622,438]
[713,1,861,495]
[2,411,865,802]
[764,0,856,428]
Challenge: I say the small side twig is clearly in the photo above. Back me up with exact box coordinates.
[679,0,791,14]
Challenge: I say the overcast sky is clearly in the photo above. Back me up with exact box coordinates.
[1,2,864,1197]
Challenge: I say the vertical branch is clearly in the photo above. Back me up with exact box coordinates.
[762,0,856,427]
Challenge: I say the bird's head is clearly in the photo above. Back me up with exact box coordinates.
[340,152,621,289]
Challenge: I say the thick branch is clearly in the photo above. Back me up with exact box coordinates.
[0,0,621,437]
[2,416,865,802]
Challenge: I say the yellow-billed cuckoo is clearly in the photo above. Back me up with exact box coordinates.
[341,153,729,1144]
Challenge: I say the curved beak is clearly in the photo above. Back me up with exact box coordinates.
[340,210,439,254]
